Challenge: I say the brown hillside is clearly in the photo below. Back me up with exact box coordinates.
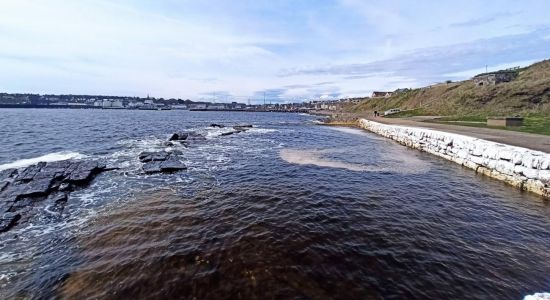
[348,59,550,116]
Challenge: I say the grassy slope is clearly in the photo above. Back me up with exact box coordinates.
[347,59,550,117]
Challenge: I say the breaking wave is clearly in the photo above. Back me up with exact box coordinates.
[524,293,550,300]
[0,151,87,171]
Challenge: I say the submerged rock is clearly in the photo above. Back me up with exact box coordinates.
[210,123,225,128]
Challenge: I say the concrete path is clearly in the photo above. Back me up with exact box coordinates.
[364,116,550,153]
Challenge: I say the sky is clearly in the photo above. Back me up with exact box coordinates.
[0,0,549,103]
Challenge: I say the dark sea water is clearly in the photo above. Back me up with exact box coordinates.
[0,109,549,299]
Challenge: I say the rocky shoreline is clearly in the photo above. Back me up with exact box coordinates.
[0,124,254,234]
[358,119,550,199]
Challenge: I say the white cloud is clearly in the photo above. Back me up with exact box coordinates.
[0,0,548,101]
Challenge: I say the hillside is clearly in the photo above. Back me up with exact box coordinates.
[347,59,550,117]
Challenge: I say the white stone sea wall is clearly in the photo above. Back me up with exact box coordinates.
[359,119,550,198]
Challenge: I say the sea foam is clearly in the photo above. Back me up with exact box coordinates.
[525,293,550,300]
[0,151,86,171]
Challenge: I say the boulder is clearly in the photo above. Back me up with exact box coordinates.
[210,123,225,128]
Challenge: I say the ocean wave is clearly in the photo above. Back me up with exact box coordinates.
[0,151,87,171]
[524,293,550,300]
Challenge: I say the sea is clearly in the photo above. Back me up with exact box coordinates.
[0,109,549,299]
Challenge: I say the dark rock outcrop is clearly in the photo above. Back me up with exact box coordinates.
[210,123,225,128]
[169,131,206,142]
[139,151,187,174]
[169,132,189,141]
[0,159,110,234]
[221,131,238,136]
[0,213,20,233]
[139,151,170,163]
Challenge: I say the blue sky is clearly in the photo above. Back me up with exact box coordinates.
[0,0,549,103]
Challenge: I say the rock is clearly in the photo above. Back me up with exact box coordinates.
[58,182,72,192]
[68,161,106,184]
[233,126,250,132]
[139,151,170,163]
[142,162,162,174]
[21,178,54,198]
[210,123,225,128]
[169,132,189,141]
[221,131,237,136]
[0,159,111,234]
[141,151,187,174]
[236,124,253,128]
[0,213,20,233]
[187,132,206,141]
[0,181,8,193]
[14,162,46,182]
[44,192,68,214]
[143,159,187,174]
[171,150,184,156]
[0,169,17,182]
[10,198,33,211]
[164,142,175,147]
[160,159,187,172]
[0,197,15,213]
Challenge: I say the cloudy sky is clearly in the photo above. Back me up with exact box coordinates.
[0,0,549,103]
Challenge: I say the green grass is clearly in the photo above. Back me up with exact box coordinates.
[426,114,550,136]
[385,108,427,118]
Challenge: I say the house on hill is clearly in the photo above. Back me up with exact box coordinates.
[473,69,518,86]
[371,91,393,98]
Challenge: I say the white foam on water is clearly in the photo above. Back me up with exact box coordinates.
[280,148,430,174]
[524,293,550,300]
[0,152,86,171]
[247,128,278,134]
[280,149,383,172]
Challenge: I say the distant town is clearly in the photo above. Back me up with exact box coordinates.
[0,92,370,112]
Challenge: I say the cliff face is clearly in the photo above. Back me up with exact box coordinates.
[359,119,550,198]
[348,60,550,116]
